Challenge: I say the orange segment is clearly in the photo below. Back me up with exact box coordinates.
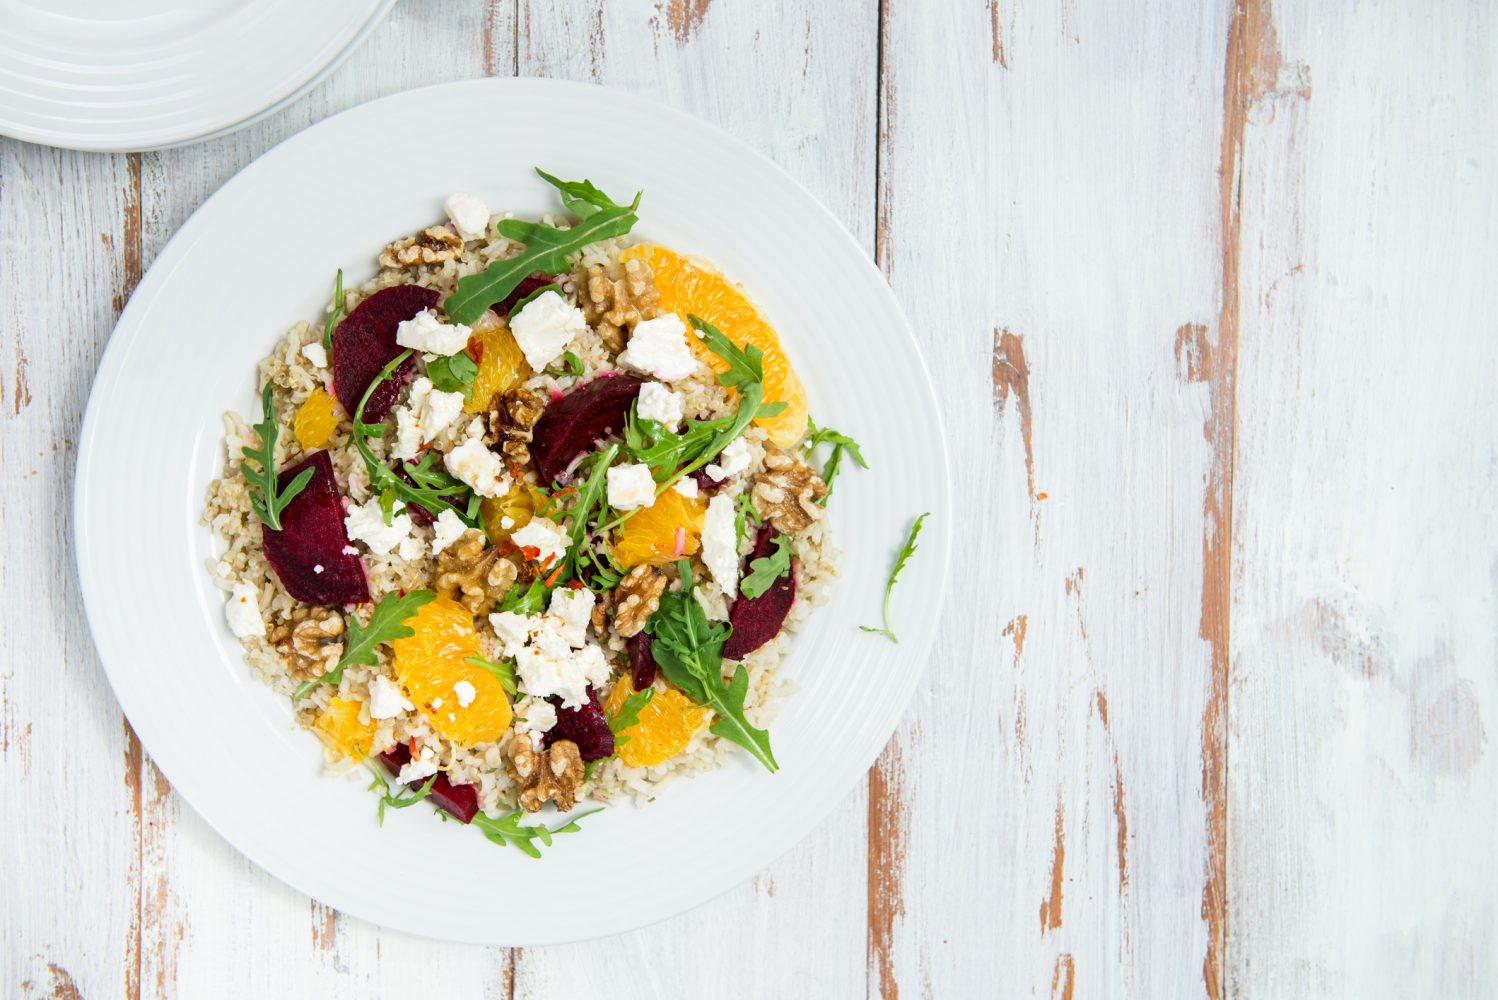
[480,482,546,546]
[621,244,808,446]
[464,311,530,414]
[313,696,375,761]
[603,676,710,768]
[391,596,513,745]
[611,488,705,569]
[293,386,339,450]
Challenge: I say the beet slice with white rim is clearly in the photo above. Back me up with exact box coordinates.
[543,688,615,762]
[259,450,368,606]
[331,285,441,422]
[723,525,795,660]
[530,375,646,483]
[378,745,480,824]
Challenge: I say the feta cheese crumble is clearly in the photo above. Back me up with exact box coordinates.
[443,438,510,498]
[672,477,700,498]
[344,498,416,556]
[618,313,702,382]
[706,437,752,483]
[548,587,596,648]
[369,675,414,719]
[452,679,477,708]
[430,509,467,555]
[392,376,466,461]
[606,462,657,510]
[397,746,438,784]
[636,381,685,427]
[299,341,328,369]
[396,309,471,357]
[487,593,608,709]
[514,696,558,736]
[510,516,568,566]
[224,583,265,638]
[444,192,490,241]
[509,290,588,370]
[701,494,740,598]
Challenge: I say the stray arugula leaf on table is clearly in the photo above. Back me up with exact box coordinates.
[860,513,930,644]
[293,589,436,701]
[444,170,640,325]
[472,807,602,858]
[463,654,517,697]
[803,417,868,500]
[740,532,792,599]
[606,685,655,747]
[241,383,315,532]
[426,351,479,398]
[320,268,344,352]
[646,562,778,772]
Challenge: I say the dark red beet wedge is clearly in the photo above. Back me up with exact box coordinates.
[544,688,615,761]
[530,375,646,483]
[723,525,796,660]
[260,450,368,606]
[627,631,658,691]
[332,285,441,422]
[378,745,480,824]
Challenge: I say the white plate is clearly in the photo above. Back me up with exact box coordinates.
[75,78,950,944]
[0,0,395,152]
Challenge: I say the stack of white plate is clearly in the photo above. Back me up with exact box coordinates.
[0,0,395,151]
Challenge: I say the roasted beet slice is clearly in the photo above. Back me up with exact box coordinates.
[530,375,646,483]
[627,631,658,691]
[378,746,480,824]
[260,450,368,605]
[723,525,796,660]
[392,463,433,526]
[544,688,615,762]
[332,285,441,422]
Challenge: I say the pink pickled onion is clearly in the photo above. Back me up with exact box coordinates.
[671,526,686,558]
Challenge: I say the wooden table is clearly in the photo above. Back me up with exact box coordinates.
[5,2,1494,996]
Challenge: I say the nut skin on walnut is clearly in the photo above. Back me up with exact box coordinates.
[751,453,828,535]
[505,736,585,812]
[487,387,548,468]
[434,529,517,613]
[269,607,345,677]
[379,226,464,269]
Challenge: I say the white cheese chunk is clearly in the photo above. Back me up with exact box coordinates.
[299,341,328,369]
[443,439,510,498]
[397,746,438,784]
[396,309,471,357]
[430,509,467,555]
[548,587,596,648]
[636,381,685,427]
[224,583,266,638]
[369,675,414,720]
[617,313,701,382]
[672,477,699,498]
[514,638,611,710]
[344,498,416,556]
[701,494,740,599]
[606,462,657,510]
[510,516,568,566]
[716,437,752,478]
[392,377,466,461]
[444,192,490,241]
[509,291,587,370]
[513,696,558,736]
[452,679,477,708]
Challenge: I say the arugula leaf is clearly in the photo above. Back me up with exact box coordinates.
[241,383,315,532]
[804,418,868,499]
[536,170,617,219]
[733,491,761,546]
[860,513,930,644]
[496,577,548,615]
[690,315,763,389]
[646,563,778,772]
[373,771,437,826]
[561,350,584,377]
[321,268,344,352]
[463,654,517,697]
[559,443,618,583]
[740,533,791,599]
[445,170,640,325]
[472,807,602,858]
[426,351,479,397]
[606,685,655,747]
[624,407,733,481]
[294,590,436,700]
[507,283,564,321]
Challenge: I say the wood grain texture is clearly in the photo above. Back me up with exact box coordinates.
[3,1,1496,996]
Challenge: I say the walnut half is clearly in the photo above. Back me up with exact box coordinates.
[505,736,585,812]
[612,565,666,638]
[434,529,517,613]
[487,387,548,468]
[752,453,828,535]
[576,259,662,354]
[379,226,463,269]
[269,607,345,678]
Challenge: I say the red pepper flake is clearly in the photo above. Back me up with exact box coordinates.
[566,578,585,591]
[543,561,566,588]
[408,737,420,757]
[494,538,518,557]
[537,553,557,573]
[520,545,541,561]
[465,334,483,363]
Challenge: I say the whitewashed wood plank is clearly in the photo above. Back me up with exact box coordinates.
[875,1,1232,997]
[1227,1,1498,996]
[510,1,878,997]
[1,145,142,999]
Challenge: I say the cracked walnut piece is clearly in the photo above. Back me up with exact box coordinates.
[487,387,547,467]
[752,453,828,535]
[612,565,666,638]
[434,529,518,613]
[575,258,662,354]
[379,226,464,269]
[269,608,345,677]
[505,737,585,812]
